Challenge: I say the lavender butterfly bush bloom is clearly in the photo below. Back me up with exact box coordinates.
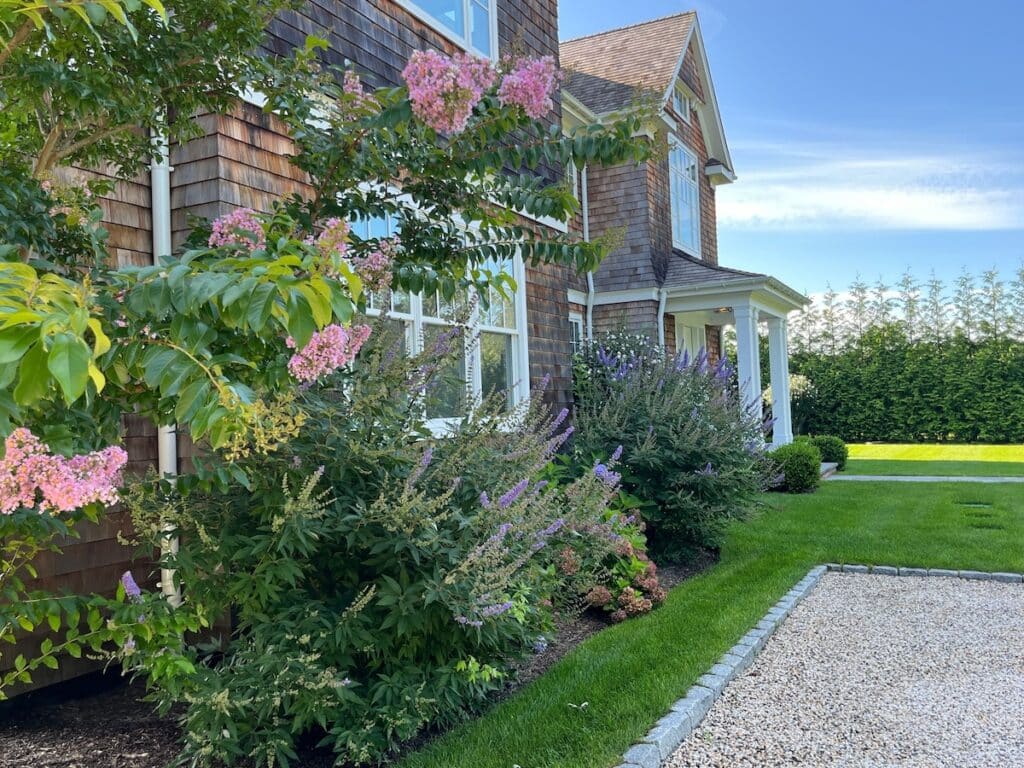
[610,444,623,462]
[121,571,142,600]
[696,462,718,478]
[550,407,569,434]
[497,479,529,509]
[593,463,621,486]
[407,445,433,487]
[480,491,491,509]
[480,601,514,618]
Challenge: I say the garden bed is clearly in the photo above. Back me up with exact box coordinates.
[0,559,713,768]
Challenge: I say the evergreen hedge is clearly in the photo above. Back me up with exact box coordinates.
[789,325,1024,443]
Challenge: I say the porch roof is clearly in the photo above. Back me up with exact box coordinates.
[663,254,808,317]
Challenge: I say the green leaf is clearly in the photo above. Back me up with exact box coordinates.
[0,326,38,365]
[47,333,92,404]
[13,341,50,405]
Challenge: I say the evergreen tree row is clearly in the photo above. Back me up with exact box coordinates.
[784,265,1024,443]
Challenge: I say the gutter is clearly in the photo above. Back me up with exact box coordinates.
[150,128,182,608]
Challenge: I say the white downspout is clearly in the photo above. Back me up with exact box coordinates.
[657,287,668,350]
[150,129,181,607]
[581,166,595,341]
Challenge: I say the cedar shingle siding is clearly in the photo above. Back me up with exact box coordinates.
[10,1,578,693]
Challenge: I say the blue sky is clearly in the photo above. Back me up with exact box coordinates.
[558,0,1024,297]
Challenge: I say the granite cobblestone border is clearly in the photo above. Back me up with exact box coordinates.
[614,562,1024,768]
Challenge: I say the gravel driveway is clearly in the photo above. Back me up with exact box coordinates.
[666,572,1024,767]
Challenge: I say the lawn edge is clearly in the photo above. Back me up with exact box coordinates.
[615,561,1024,768]
[614,564,828,768]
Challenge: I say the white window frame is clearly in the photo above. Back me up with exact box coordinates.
[356,212,530,436]
[395,0,499,60]
[568,311,584,355]
[565,158,579,200]
[673,83,692,125]
[669,138,701,258]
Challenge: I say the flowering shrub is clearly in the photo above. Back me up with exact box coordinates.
[573,334,771,562]
[543,451,665,621]
[0,0,648,707]
[119,322,625,766]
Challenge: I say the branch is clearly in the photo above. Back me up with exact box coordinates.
[0,17,33,70]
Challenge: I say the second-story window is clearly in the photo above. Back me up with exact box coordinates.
[401,0,497,58]
[669,142,701,258]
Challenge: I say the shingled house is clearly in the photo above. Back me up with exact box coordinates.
[11,6,804,691]
[560,12,806,444]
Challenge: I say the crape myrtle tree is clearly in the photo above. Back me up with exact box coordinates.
[0,0,649,706]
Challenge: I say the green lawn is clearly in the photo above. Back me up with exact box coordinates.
[846,443,1024,476]
[400,481,1024,768]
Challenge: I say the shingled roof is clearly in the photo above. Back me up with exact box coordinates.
[560,13,696,115]
[665,253,808,308]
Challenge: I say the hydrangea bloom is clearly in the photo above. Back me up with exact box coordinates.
[286,323,372,382]
[498,56,559,118]
[402,50,497,134]
[208,207,266,251]
[0,428,127,515]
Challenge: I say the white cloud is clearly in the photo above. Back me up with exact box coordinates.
[718,142,1024,231]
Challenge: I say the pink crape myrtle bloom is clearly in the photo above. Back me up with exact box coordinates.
[498,56,560,119]
[208,208,266,251]
[402,50,497,134]
[317,217,350,262]
[286,323,373,382]
[342,70,378,115]
[353,236,399,294]
[0,428,128,515]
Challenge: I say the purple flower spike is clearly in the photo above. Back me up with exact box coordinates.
[498,479,529,509]
[121,571,141,600]
[550,407,569,434]
[480,491,491,509]
[611,444,623,462]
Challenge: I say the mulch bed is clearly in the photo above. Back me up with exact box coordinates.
[0,552,717,768]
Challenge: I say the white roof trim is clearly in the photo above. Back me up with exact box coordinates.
[664,275,808,312]
[657,17,734,176]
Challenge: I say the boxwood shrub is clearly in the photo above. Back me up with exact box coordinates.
[809,434,848,470]
[770,440,822,493]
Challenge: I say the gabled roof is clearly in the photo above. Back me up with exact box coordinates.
[560,11,734,174]
[560,13,696,116]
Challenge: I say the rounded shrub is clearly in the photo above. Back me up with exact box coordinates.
[810,434,848,470]
[770,441,822,493]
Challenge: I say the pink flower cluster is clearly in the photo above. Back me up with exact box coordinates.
[353,237,398,294]
[342,71,377,115]
[317,217,350,262]
[402,50,497,133]
[286,323,372,382]
[0,429,128,515]
[208,208,266,252]
[498,56,560,119]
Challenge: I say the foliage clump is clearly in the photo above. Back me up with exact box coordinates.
[572,334,770,562]
[769,440,822,493]
[120,320,635,766]
[806,434,848,471]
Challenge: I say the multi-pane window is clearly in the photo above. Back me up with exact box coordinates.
[568,312,584,354]
[669,142,701,257]
[353,214,526,430]
[672,84,692,124]
[400,0,496,57]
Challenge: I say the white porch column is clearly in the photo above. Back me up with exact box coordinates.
[766,316,794,446]
[732,303,762,424]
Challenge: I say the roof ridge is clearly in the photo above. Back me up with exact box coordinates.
[559,10,696,45]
